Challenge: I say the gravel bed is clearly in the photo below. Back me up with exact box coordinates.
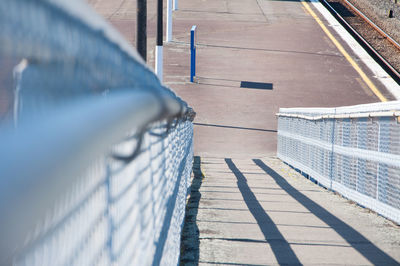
[347,0,400,44]
[326,0,400,78]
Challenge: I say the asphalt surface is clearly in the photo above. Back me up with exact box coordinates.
[164,0,398,157]
[89,0,397,158]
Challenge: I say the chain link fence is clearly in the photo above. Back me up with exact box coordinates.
[277,101,400,225]
[0,0,194,265]
[11,120,193,266]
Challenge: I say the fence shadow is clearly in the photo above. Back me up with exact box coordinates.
[253,159,399,265]
[225,158,301,265]
[180,156,204,265]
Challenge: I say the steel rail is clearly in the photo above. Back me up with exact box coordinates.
[341,0,400,52]
[0,88,193,264]
[320,0,400,84]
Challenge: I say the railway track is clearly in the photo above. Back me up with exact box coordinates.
[321,0,400,85]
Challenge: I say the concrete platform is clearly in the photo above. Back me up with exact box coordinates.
[164,0,398,157]
[91,0,398,157]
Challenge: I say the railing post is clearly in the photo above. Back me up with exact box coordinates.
[155,0,163,80]
[136,0,147,61]
[12,59,28,128]
[329,109,336,191]
[166,0,172,42]
[173,0,178,10]
[190,26,197,83]
[376,119,381,201]
[105,166,114,263]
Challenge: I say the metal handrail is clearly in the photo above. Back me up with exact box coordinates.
[277,101,400,225]
[0,0,195,264]
[276,111,400,120]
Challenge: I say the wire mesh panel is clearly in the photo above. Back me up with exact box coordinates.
[277,102,400,224]
[0,0,195,265]
[12,121,193,266]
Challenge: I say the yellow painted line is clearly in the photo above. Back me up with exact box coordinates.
[301,1,387,102]
[301,5,310,16]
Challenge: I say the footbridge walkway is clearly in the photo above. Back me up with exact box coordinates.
[0,0,400,265]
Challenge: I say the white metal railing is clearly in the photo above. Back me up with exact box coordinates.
[0,0,194,265]
[277,101,400,225]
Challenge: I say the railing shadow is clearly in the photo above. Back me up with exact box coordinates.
[194,122,277,133]
[253,159,399,265]
[180,156,204,265]
[225,158,302,265]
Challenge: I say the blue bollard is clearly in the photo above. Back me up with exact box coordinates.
[190,25,197,82]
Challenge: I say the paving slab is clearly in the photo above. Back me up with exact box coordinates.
[183,156,400,265]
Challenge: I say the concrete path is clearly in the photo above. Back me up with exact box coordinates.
[181,156,400,265]
[89,0,400,264]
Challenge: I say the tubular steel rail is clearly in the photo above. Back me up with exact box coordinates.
[277,101,400,225]
[321,0,400,84]
[0,0,195,265]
